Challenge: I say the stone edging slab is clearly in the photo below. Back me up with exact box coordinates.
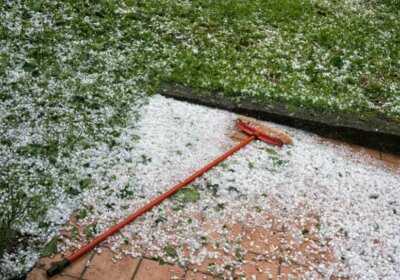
[160,84,400,155]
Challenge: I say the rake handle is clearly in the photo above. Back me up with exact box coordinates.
[47,135,256,277]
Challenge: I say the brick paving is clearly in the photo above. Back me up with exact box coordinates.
[27,137,399,280]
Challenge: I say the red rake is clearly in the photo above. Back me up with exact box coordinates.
[47,117,290,276]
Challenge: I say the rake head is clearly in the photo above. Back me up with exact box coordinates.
[234,116,293,146]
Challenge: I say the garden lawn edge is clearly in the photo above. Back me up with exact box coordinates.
[161,84,400,155]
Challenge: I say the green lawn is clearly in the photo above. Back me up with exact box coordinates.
[0,0,399,277]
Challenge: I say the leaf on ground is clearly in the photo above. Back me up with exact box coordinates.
[118,185,134,199]
[156,256,166,265]
[131,134,141,141]
[84,223,97,238]
[207,263,216,271]
[79,178,94,189]
[215,203,225,211]
[265,147,278,156]
[140,154,152,164]
[224,264,232,270]
[40,237,58,257]
[69,227,79,240]
[235,251,244,262]
[65,186,81,196]
[155,216,166,224]
[172,188,200,204]
[228,186,239,193]
[110,130,121,138]
[76,209,87,220]
[164,246,178,258]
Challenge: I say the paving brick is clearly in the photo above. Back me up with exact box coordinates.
[282,216,321,241]
[27,268,78,280]
[271,217,286,232]
[100,241,145,258]
[35,253,66,270]
[58,222,86,240]
[244,212,278,232]
[204,221,243,245]
[201,219,223,240]
[188,250,231,277]
[52,274,78,280]
[242,226,282,258]
[185,222,238,278]
[94,233,124,250]
[143,248,160,259]
[270,220,284,232]
[234,253,279,280]
[281,235,333,267]
[34,249,92,278]
[231,222,244,239]
[186,220,227,249]
[279,263,310,280]
[63,251,93,278]
[26,268,47,280]
[185,270,219,280]
[82,248,139,280]
[134,258,185,280]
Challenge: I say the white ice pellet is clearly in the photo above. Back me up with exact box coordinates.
[7,95,396,279]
